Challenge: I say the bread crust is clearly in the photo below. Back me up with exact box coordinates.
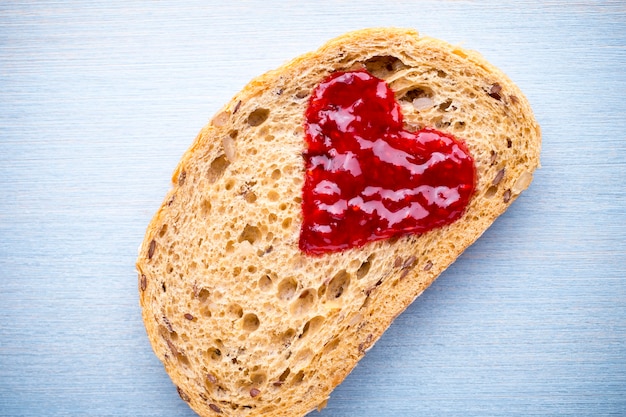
[137,28,541,417]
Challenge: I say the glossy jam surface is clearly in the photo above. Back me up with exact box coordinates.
[300,70,476,255]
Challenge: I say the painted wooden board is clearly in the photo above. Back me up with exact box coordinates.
[1,1,625,415]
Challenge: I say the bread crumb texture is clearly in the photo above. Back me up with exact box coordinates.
[136,28,540,417]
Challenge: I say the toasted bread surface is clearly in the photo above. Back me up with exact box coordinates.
[137,28,541,417]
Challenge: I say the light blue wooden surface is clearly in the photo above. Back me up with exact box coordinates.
[1,1,625,416]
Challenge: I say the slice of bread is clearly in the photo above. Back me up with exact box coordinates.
[136,28,541,417]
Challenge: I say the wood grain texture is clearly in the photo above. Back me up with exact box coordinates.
[1,1,625,416]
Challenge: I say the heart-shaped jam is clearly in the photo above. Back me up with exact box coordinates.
[299,70,476,255]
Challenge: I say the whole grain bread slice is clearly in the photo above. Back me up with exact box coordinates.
[136,28,541,417]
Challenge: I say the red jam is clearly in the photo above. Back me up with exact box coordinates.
[299,70,476,255]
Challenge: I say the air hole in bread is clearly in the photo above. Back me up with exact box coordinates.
[267,190,279,202]
[293,126,304,138]
[197,288,210,303]
[485,185,498,198]
[326,270,350,300]
[250,371,267,387]
[268,213,278,224]
[240,180,257,200]
[271,168,282,180]
[242,313,260,332]
[258,274,273,291]
[454,121,466,132]
[399,87,433,103]
[157,324,170,338]
[200,306,212,318]
[317,283,326,299]
[293,348,313,368]
[158,224,168,237]
[206,347,222,361]
[281,217,292,229]
[281,328,296,347]
[247,108,270,127]
[292,370,305,385]
[290,289,316,316]
[300,320,311,338]
[264,134,275,142]
[438,99,455,111]
[227,303,244,319]
[177,353,191,368]
[277,277,298,301]
[224,178,236,191]
[300,316,325,339]
[207,155,230,184]
[238,224,261,245]
[363,55,406,79]
[322,337,340,354]
[278,367,291,382]
[244,191,257,204]
[294,90,308,99]
[200,199,212,216]
[356,257,372,279]
[434,117,451,129]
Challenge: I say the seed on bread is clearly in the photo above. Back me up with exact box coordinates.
[246,108,269,127]
[504,188,513,203]
[493,168,506,186]
[488,82,503,100]
[147,239,155,260]
[178,387,191,402]
[424,260,434,271]
[513,171,534,194]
